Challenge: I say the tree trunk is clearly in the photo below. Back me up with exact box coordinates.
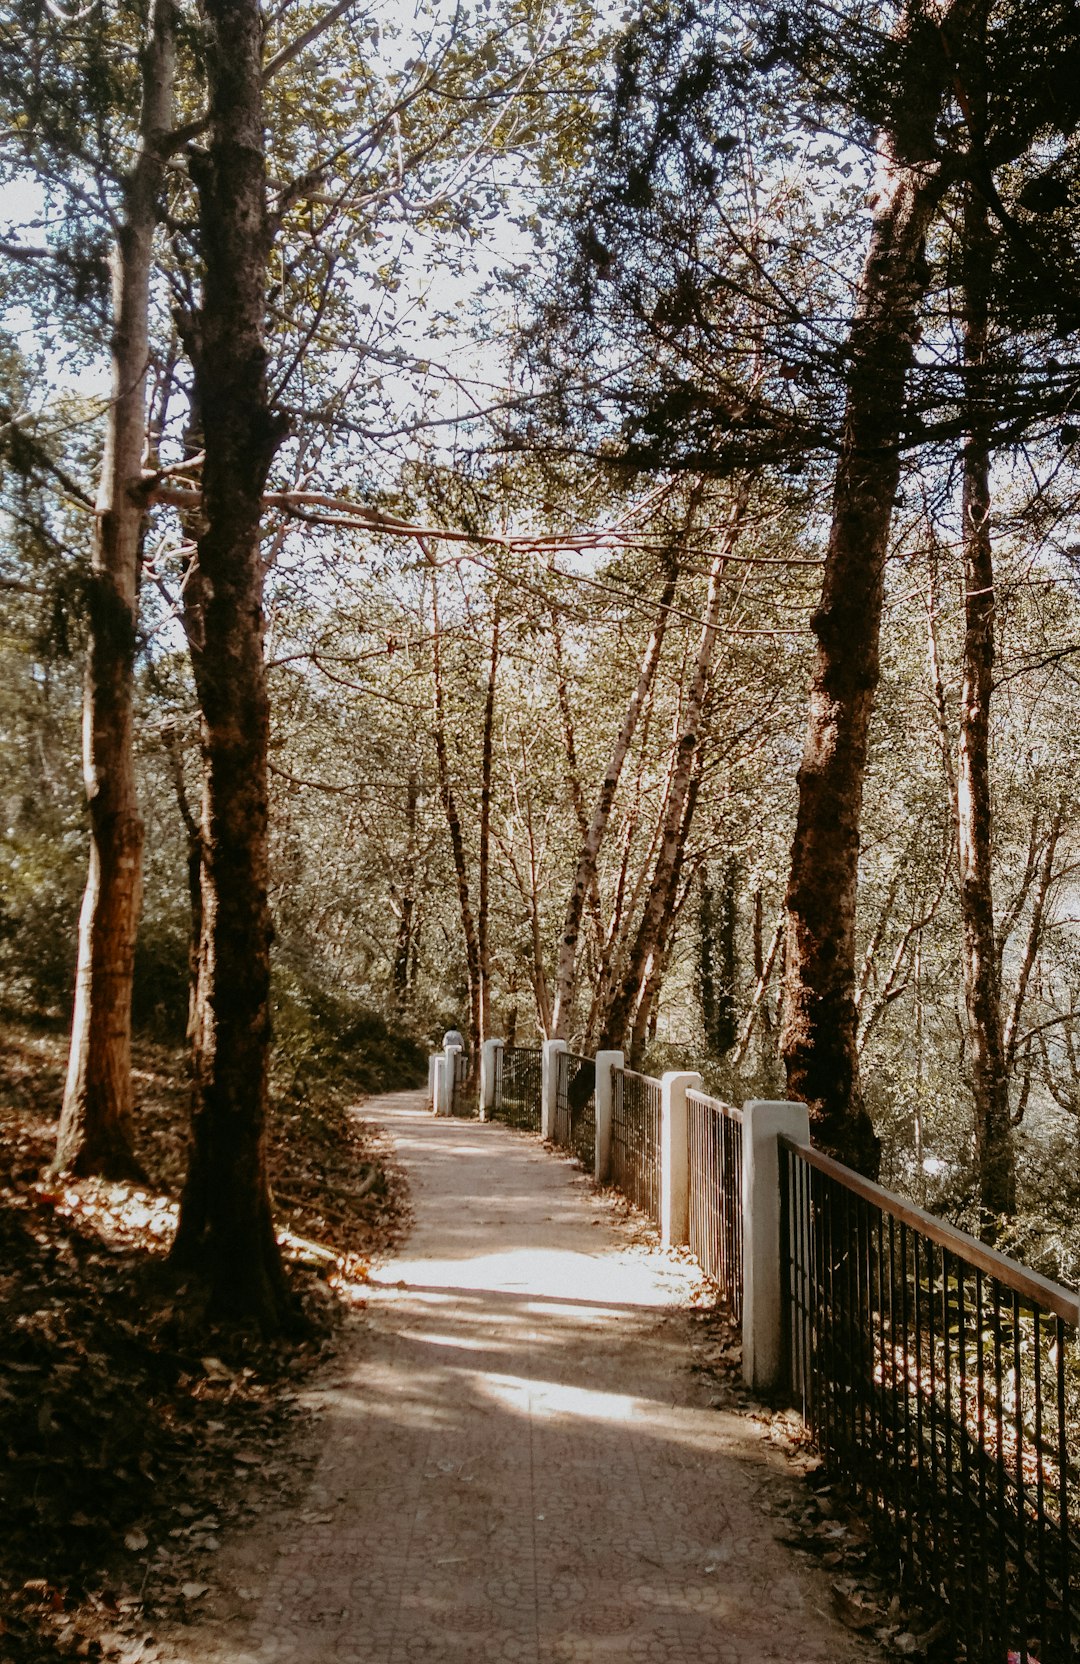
[392,768,419,1014]
[162,720,203,1049]
[626,768,701,1063]
[599,490,746,1052]
[170,0,292,1331]
[429,568,482,1057]
[732,897,782,1074]
[550,556,678,1038]
[780,31,956,1175]
[957,170,1014,1221]
[55,0,175,1179]
[477,607,499,1053]
[550,604,604,950]
[699,859,738,1054]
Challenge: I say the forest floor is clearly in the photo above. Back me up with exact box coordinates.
[0,1011,412,1664]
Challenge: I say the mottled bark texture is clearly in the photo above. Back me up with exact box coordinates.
[56,0,175,1179]
[170,0,292,1329]
[958,172,1015,1221]
[781,6,965,1175]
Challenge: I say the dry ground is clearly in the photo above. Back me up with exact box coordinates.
[0,1013,411,1664]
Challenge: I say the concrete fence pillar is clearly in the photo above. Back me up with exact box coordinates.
[480,1038,503,1121]
[435,1044,462,1117]
[541,1038,567,1141]
[741,1098,811,1394]
[593,1050,623,1183]
[427,1052,439,1112]
[660,1070,701,1248]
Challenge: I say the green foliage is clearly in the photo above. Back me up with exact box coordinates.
[272,972,427,1101]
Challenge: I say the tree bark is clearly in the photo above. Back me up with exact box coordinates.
[170,0,292,1331]
[477,607,499,1052]
[55,0,175,1179]
[780,16,959,1174]
[162,720,203,1049]
[957,169,1015,1221]
[599,489,746,1052]
[550,557,678,1039]
[392,767,419,1014]
[429,567,482,1057]
[626,766,702,1063]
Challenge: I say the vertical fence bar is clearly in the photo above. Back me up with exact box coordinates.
[770,1141,1080,1664]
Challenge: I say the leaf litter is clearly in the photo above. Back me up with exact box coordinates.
[0,1014,411,1663]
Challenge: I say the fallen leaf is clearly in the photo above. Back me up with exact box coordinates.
[181,1582,209,1600]
[831,1580,880,1632]
[124,1529,149,1552]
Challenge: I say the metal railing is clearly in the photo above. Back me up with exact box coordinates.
[491,1045,542,1131]
[610,1067,662,1226]
[780,1137,1080,1664]
[555,1051,596,1169]
[687,1090,744,1320]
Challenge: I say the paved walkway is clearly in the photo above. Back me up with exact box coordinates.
[169,1093,876,1664]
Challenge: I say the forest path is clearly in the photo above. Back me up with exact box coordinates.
[160,1091,878,1664]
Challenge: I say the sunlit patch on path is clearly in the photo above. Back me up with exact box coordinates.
[160,1090,881,1664]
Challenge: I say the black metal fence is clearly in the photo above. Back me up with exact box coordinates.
[687,1090,743,1320]
[555,1051,596,1170]
[780,1137,1080,1664]
[610,1068,662,1225]
[491,1045,542,1131]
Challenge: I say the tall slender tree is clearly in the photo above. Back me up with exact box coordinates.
[54,0,176,1177]
[169,0,292,1329]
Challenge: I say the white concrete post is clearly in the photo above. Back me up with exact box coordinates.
[437,1043,462,1116]
[741,1099,811,1394]
[433,1055,448,1116]
[541,1038,567,1141]
[480,1038,503,1121]
[427,1052,439,1112]
[660,1070,701,1248]
[593,1050,623,1183]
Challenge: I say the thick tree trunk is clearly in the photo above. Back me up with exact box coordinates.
[598,492,746,1052]
[780,63,953,1175]
[550,558,678,1039]
[957,176,1014,1220]
[55,0,175,1179]
[170,0,292,1331]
